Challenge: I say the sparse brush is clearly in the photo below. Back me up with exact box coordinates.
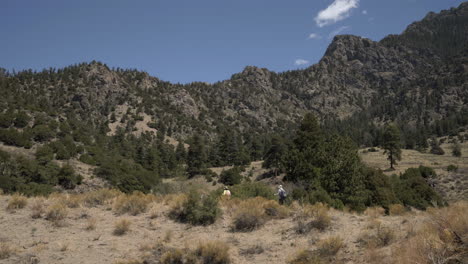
[168,191,220,226]
[114,259,144,264]
[114,219,131,236]
[83,189,121,207]
[262,199,290,219]
[295,203,331,233]
[46,202,68,226]
[0,242,15,260]
[64,194,83,208]
[30,197,46,219]
[364,207,385,218]
[317,236,344,257]
[239,244,264,255]
[6,193,28,211]
[58,242,69,252]
[113,192,152,215]
[148,204,160,219]
[86,217,97,231]
[388,204,406,216]
[160,249,185,264]
[360,222,395,248]
[195,241,230,264]
[287,249,322,264]
[231,199,266,232]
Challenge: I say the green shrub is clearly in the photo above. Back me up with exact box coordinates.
[219,167,242,186]
[169,190,221,225]
[57,164,82,189]
[229,182,275,200]
[447,164,458,172]
[392,167,444,210]
[13,112,30,128]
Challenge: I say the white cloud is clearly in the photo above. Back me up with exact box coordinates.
[315,0,359,27]
[328,26,350,39]
[362,10,367,15]
[308,33,321,39]
[295,59,310,66]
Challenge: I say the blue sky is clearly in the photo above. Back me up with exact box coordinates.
[1,0,465,83]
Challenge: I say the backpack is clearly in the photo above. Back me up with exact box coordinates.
[279,189,287,199]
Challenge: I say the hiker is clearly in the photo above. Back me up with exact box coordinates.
[277,185,287,205]
[222,186,231,197]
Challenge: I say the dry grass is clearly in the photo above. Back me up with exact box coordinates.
[0,242,15,260]
[148,203,160,219]
[194,241,230,264]
[288,249,322,264]
[85,217,97,231]
[364,206,385,218]
[317,236,344,257]
[360,221,395,248]
[64,194,83,208]
[163,230,172,242]
[295,203,331,233]
[83,188,121,207]
[58,241,69,252]
[30,197,46,219]
[388,204,406,216]
[231,198,267,232]
[6,193,28,211]
[46,202,68,226]
[393,201,468,263]
[113,192,154,215]
[160,248,185,264]
[114,219,131,236]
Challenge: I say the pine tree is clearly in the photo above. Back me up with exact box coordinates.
[175,142,187,163]
[382,123,402,170]
[187,134,207,177]
[263,134,286,176]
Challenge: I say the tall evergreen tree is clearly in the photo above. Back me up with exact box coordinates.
[263,134,286,176]
[382,123,402,170]
[186,134,207,177]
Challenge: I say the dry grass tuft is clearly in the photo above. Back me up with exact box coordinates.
[113,192,153,215]
[364,206,385,218]
[393,201,468,264]
[388,204,406,216]
[360,221,395,248]
[287,249,322,264]
[195,241,230,264]
[64,194,83,208]
[262,199,291,219]
[239,244,264,255]
[316,236,344,257]
[6,193,28,211]
[83,189,121,207]
[148,203,161,219]
[30,197,46,219]
[46,202,68,226]
[231,199,266,232]
[0,242,16,260]
[85,217,97,231]
[58,242,69,252]
[114,259,144,264]
[114,219,131,236]
[160,248,185,264]
[295,203,331,234]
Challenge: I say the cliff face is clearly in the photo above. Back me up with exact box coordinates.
[1,3,467,140]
